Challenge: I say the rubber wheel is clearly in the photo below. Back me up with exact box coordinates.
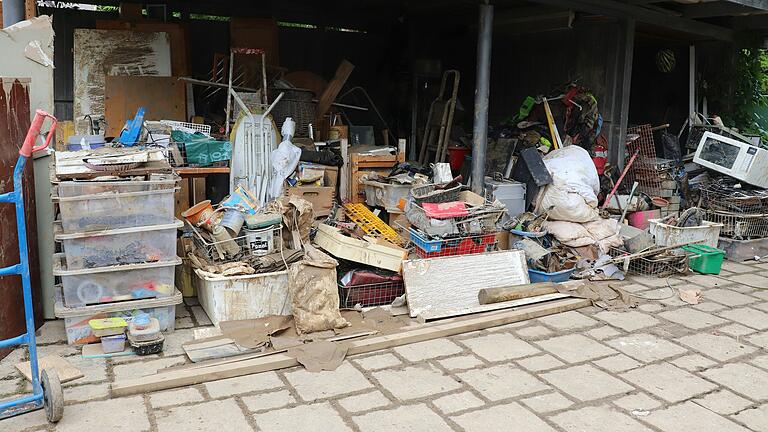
[41,368,64,423]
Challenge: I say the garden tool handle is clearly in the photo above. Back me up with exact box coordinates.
[20,109,58,157]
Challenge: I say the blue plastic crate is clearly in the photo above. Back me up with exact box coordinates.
[408,228,442,252]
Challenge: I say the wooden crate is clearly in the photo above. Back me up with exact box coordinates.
[349,152,406,204]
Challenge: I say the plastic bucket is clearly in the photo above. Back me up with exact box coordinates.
[244,226,275,256]
[181,200,213,226]
[447,146,471,172]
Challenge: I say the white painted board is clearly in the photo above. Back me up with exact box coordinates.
[403,250,565,320]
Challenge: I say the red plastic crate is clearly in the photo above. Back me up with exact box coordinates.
[338,281,405,308]
[414,233,498,258]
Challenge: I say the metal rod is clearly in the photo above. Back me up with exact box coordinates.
[225,50,235,136]
[471,3,494,194]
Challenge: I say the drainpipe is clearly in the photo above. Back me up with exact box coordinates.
[471,2,493,195]
[2,0,25,28]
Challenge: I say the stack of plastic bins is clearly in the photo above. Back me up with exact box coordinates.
[51,176,183,345]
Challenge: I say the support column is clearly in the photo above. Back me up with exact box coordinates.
[607,18,635,170]
[689,44,696,123]
[471,3,493,194]
[2,0,24,28]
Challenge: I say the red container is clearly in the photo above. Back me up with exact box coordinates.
[447,146,471,172]
[414,233,498,259]
[592,144,608,175]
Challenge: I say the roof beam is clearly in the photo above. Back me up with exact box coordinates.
[681,1,765,19]
[527,0,736,41]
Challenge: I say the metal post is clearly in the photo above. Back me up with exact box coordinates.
[689,44,696,123]
[2,0,25,27]
[471,3,493,195]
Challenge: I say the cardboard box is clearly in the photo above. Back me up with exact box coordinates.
[286,186,335,216]
[297,162,339,190]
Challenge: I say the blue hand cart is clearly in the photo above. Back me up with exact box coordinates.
[0,110,63,423]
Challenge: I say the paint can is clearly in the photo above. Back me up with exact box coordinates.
[211,226,241,257]
[244,225,276,256]
[220,209,245,236]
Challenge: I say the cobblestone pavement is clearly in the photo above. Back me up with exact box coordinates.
[2,260,768,431]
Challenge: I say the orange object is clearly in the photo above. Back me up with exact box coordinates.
[181,200,213,226]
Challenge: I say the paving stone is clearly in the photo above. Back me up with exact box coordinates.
[255,402,351,432]
[551,405,653,432]
[242,389,296,412]
[718,307,768,330]
[593,354,642,373]
[718,323,757,337]
[437,355,484,371]
[285,363,372,401]
[537,310,598,330]
[338,390,391,413]
[587,326,623,340]
[678,333,757,361]
[432,391,484,414]
[594,310,660,332]
[730,284,757,294]
[704,288,758,306]
[458,364,549,401]
[621,363,716,403]
[149,387,204,408]
[721,261,757,273]
[461,332,540,361]
[613,393,662,411]
[753,302,768,313]
[669,354,718,372]
[606,333,687,363]
[393,339,463,361]
[693,389,753,415]
[731,273,768,287]
[0,406,48,431]
[452,402,557,432]
[751,354,768,370]
[645,401,751,432]
[36,343,79,359]
[0,348,26,379]
[113,356,186,381]
[64,382,110,403]
[354,404,451,432]
[516,354,565,372]
[702,363,768,400]
[372,364,460,401]
[520,391,574,413]
[638,303,664,312]
[622,284,654,293]
[161,328,195,357]
[0,377,21,396]
[174,316,195,329]
[156,399,250,432]
[658,308,727,329]
[686,274,731,288]
[190,305,213,326]
[693,301,728,312]
[54,396,149,432]
[175,303,191,318]
[535,334,616,363]
[732,404,768,431]
[35,320,67,345]
[753,290,768,301]
[541,364,633,402]
[631,276,685,287]
[204,371,283,398]
[514,325,553,339]
[747,331,768,349]
[62,356,108,386]
[352,353,402,371]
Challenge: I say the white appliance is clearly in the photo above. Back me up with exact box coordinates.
[484,177,526,223]
[693,132,768,188]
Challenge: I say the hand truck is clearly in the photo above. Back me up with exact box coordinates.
[0,110,63,423]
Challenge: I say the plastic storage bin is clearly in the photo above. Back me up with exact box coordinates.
[55,175,177,198]
[361,180,413,213]
[682,244,725,275]
[484,178,526,223]
[101,334,126,353]
[194,269,291,325]
[528,268,576,283]
[649,219,723,248]
[55,188,178,232]
[54,220,181,270]
[53,253,180,307]
[54,287,182,345]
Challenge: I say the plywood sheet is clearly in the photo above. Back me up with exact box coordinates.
[16,355,83,383]
[96,20,188,76]
[105,76,185,136]
[403,250,563,320]
[73,29,171,135]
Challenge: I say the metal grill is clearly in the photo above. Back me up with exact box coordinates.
[609,247,689,277]
[409,228,499,259]
[188,221,283,263]
[338,281,405,308]
[626,124,665,197]
[698,178,768,239]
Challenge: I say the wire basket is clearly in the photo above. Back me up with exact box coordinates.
[411,183,462,204]
[609,247,689,277]
[338,280,405,308]
[697,178,768,239]
[187,220,282,263]
[405,202,504,237]
[702,211,768,239]
[160,120,212,136]
[269,88,316,138]
[409,228,499,258]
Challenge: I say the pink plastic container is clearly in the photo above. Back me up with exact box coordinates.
[627,210,661,230]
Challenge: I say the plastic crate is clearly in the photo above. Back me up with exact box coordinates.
[55,188,178,232]
[360,180,413,213]
[54,220,182,270]
[54,288,181,345]
[338,280,405,308]
[55,175,178,198]
[410,229,498,258]
[53,253,179,308]
[682,244,725,275]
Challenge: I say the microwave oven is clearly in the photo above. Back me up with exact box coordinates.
[693,132,768,188]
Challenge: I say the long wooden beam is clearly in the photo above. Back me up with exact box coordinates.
[111,298,590,396]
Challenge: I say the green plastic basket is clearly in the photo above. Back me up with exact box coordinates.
[682,244,725,275]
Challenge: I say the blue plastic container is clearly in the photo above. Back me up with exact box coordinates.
[528,267,576,283]
[409,228,442,253]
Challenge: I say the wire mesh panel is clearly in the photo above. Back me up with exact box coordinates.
[626,124,664,197]
[409,229,499,259]
[609,247,689,277]
[338,281,405,308]
[698,178,768,239]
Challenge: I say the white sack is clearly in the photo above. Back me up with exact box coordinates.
[537,145,601,223]
[269,118,301,199]
[543,218,623,253]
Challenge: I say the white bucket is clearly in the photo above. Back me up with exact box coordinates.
[244,226,275,256]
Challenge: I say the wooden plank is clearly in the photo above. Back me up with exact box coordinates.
[105,76,186,137]
[54,120,75,152]
[175,178,190,221]
[111,298,589,396]
[316,60,355,120]
[175,167,231,177]
[478,282,559,305]
[403,250,536,320]
[16,355,83,384]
